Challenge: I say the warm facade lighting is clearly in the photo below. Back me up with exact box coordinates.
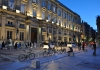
[46,19,49,22]
[16,10,20,13]
[2,5,7,10]
[37,17,42,20]
[52,21,54,24]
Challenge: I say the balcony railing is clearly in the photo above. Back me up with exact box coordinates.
[19,26,25,29]
[42,28,46,32]
[5,24,15,27]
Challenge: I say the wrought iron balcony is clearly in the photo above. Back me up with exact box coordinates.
[19,26,25,29]
[5,24,15,27]
[42,28,46,32]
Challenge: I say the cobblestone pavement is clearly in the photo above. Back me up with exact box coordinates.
[0,46,100,70]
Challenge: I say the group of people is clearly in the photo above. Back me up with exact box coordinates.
[25,41,37,48]
[0,41,37,50]
[67,41,97,56]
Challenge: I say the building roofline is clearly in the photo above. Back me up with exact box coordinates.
[56,0,80,18]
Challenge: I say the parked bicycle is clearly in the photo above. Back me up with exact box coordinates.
[58,48,66,54]
[18,49,35,62]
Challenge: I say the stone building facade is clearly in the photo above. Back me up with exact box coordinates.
[0,0,81,46]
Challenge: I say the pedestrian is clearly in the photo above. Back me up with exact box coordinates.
[78,42,81,51]
[34,41,37,48]
[25,42,28,48]
[67,47,73,56]
[1,41,5,50]
[18,42,21,49]
[28,42,30,47]
[82,42,85,51]
[93,42,97,56]
[30,42,31,48]
[14,42,17,49]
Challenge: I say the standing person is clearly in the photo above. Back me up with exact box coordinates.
[1,41,5,50]
[30,42,31,48]
[93,42,97,56]
[78,42,81,51]
[28,42,30,47]
[82,42,85,51]
[67,47,73,56]
[34,41,37,48]
[14,42,17,49]
[25,42,28,48]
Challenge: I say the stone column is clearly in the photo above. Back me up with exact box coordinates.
[1,14,6,40]
[37,27,42,47]
[26,23,30,42]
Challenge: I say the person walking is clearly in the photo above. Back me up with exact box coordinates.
[93,42,97,56]
[1,41,5,50]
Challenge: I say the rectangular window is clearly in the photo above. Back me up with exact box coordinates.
[42,0,45,7]
[64,13,66,18]
[7,31,12,40]
[20,32,24,41]
[48,3,51,10]
[33,10,36,17]
[32,0,37,3]
[9,0,14,9]
[42,12,45,19]
[21,4,25,13]
[53,6,56,12]
[58,10,61,16]
[48,14,51,21]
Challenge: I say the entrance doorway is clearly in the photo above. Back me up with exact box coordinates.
[31,28,37,43]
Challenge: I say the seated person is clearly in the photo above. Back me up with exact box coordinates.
[67,47,73,56]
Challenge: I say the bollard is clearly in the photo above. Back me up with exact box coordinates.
[36,60,40,69]
[31,60,40,69]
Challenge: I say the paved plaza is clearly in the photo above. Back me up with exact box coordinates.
[0,46,100,70]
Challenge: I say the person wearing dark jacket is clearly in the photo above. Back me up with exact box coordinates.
[1,41,5,49]
[93,42,96,56]
[14,42,17,49]
[67,47,73,56]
